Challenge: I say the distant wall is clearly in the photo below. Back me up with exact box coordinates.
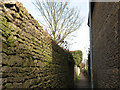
[91,2,120,88]
[0,2,74,89]
[74,65,80,80]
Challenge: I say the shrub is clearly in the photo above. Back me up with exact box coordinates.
[70,50,83,67]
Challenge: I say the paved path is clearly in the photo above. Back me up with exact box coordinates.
[76,72,91,88]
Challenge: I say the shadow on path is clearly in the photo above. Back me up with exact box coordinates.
[76,72,91,89]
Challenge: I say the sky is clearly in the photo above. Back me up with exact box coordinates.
[17,0,90,62]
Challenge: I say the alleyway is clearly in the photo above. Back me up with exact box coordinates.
[76,72,91,89]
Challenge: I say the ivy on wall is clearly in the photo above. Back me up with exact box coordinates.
[70,50,83,67]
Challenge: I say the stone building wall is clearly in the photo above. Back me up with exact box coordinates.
[91,2,120,88]
[0,2,74,89]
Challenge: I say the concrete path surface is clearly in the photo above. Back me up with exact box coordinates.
[76,72,91,89]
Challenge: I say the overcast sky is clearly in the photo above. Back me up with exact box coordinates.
[17,0,90,62]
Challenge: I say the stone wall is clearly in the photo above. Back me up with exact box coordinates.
[91,2,120,88]
[0,2,74,89]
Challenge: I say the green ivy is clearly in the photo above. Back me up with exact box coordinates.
[70,50,83,67]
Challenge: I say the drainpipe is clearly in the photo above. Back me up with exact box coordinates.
[89,2,94,89]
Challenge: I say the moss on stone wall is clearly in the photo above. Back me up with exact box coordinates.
[0,1,74,89]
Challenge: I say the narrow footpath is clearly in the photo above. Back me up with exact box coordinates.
[76,72,91,89]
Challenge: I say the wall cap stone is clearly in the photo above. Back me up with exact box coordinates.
[2,0,17,4]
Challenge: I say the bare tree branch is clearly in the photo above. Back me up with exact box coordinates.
[33,0,83,47]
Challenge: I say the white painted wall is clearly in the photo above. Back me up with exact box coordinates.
[74,65,80,80]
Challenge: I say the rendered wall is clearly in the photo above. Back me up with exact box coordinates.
[0,2,74,89]
[91,2,120,88]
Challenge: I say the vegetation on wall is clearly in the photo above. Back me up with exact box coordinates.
[1,2,75,88]
[70,50,82,67]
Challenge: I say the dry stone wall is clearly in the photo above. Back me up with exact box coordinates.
[91,2,120,88]
[0,2,74,89]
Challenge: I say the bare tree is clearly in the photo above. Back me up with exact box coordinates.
[33,0,83,47]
